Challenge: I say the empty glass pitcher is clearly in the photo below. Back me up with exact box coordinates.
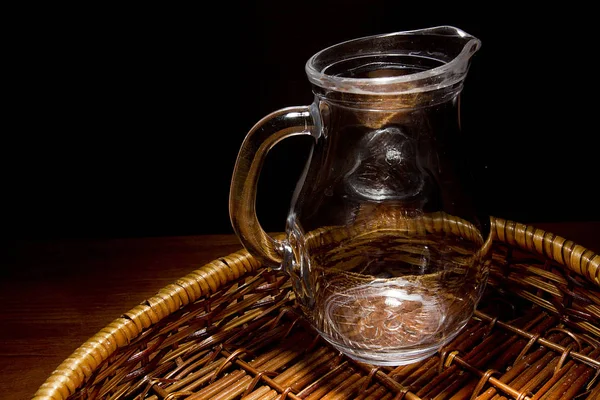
[230,26,492,365]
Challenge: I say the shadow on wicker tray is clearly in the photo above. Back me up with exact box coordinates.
[34,218,600,400]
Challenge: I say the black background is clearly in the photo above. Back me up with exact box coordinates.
[5,1,599,240]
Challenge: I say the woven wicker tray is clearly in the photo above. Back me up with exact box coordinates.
[34,217,600,400]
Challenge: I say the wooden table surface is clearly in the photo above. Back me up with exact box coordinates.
[2,222,599,400]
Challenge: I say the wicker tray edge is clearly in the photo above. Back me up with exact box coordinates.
[32,217,600,400]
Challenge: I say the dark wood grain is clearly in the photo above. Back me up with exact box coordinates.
[1,224,598,400]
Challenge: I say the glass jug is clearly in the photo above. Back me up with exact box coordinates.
[230,26,492,366]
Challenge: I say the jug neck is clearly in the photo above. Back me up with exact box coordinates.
[305,26,480,110]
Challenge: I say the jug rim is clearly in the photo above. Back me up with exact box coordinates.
[305,25,481,96]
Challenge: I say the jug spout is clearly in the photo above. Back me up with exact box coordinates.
[306,25,481,102]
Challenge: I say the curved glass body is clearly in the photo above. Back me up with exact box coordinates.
[230,26,491,365]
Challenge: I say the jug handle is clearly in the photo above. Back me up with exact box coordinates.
[229,105,315,267]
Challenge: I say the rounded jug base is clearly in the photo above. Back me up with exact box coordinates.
[326,340,442,366]
[320,325,466,366]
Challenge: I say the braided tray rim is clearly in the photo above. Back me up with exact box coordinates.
[33,217,600,400]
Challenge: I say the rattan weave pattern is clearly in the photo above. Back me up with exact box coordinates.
[33,218,600,400]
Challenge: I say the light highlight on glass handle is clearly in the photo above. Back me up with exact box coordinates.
[229,106,314,267]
